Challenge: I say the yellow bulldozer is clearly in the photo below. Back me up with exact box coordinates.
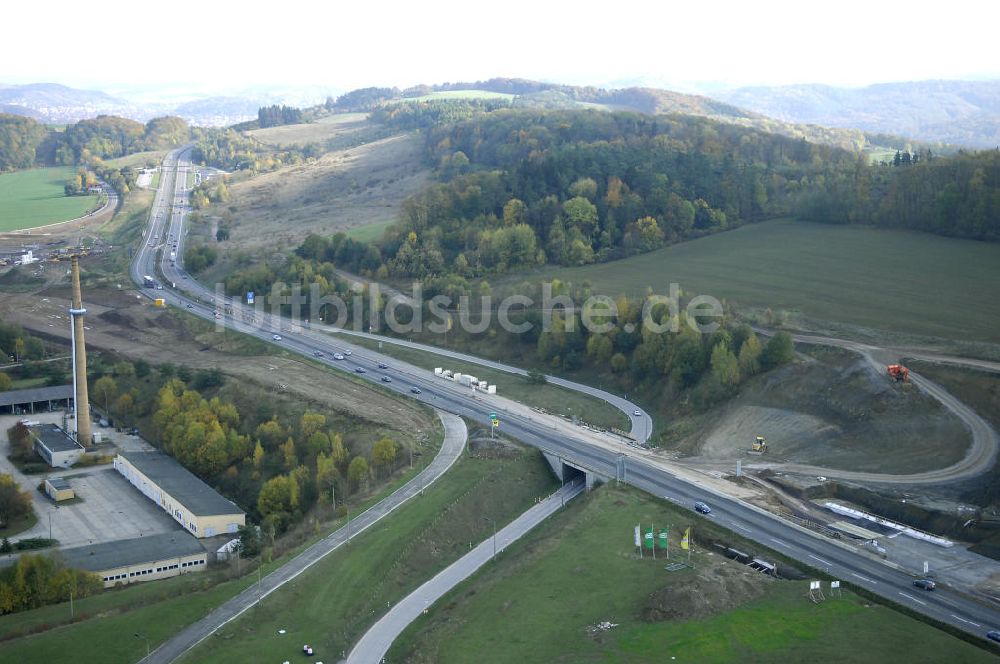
[749,436,768,455]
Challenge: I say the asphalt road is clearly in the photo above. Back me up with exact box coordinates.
[134,148,1000,653]
[345,480,586,663]
[327,327,652,442]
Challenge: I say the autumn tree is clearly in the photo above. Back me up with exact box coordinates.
[372,438,397,478]
[347,456,369,491]
[92,375,118,417]
[763,331,795,369]
[0,474,32,528]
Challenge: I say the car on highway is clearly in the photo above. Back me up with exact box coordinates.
[381,375,392,383]
[410,387,422,394]
[313,351,323,357]
[633,409,642,416]
[987,630,1000,643]
[186,304,193,309]
[913,578,936,590]
[333,353,345,360]
[694,501,712,514]
[354,367,367,374]
[272,334,282,341]
[344,350,352,356]
[378,362,388,369]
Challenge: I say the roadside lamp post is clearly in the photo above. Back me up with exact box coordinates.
[135,632,150,658]
[481,516,496,562]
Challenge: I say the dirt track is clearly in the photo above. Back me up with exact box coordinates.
[742,330,1000,485]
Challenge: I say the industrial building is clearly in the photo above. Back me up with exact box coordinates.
[31,423,86,468]
[59,532,207,588]
[0,384,74,415]
[114,452,245,538]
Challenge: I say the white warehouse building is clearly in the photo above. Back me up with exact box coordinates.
[114,452,245,538]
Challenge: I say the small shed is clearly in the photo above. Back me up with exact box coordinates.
[44,477,74,502]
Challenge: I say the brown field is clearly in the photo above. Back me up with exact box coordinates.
[0,280,433,433]
[248,113,369,147]
[672,346,970,475]
[207,132,428,259]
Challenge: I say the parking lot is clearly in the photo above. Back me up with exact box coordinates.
[0,411,182,550]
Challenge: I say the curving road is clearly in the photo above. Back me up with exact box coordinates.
[346,480,585,663]
[749,329,1000,484]
[326,326,652,442]
[132,148,1000,653]
[140,409,467,664]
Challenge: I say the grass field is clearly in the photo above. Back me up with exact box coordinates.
[345,218,394,243]
[393,90,516,103]
[0,168,98,231]
[101,151,166,170]
[391,484,996,663]
[505,219,1000,344]
[343,335,629,430]
[177,449,555,663]
[248,113,369,147]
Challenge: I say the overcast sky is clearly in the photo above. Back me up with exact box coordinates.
[4,0,998,95]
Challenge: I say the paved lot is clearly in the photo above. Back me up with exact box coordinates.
[0,411,181,549]
[42,467,181,548]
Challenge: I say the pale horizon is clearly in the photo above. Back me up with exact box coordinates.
[4,0,998,98]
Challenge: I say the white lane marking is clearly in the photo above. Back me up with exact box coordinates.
[731,523,752,533]
[769,537,789,548]
[808,554,832,566]
[951,614,982,628]
[899,592,927,606]
[851,572,877,584]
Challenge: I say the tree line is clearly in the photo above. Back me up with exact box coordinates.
[87,358,406,538]
[0,553,102,615]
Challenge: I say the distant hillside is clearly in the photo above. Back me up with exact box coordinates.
[0,82,270,127]
[0,82,130,123]
[348,78,913,152]
[712,80,1000,148]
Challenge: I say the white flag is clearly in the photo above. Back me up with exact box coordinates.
[634,525,641,547]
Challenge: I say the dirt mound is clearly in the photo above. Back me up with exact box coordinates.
[692,353,970,474]
[98,309,138,329]
[641,561,770,622]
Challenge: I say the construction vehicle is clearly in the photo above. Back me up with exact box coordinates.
[887,364,909,382]
[749,435,768,455]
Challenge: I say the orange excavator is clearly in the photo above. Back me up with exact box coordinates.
[887,364,909,382]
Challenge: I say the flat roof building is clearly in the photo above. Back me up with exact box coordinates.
[44,477,74,502]
[31,423,85,468]
[60,532,207,588]
[0,384,74,415]
[114,452,245,538]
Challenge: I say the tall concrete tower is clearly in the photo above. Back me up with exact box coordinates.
[69,256,92,447]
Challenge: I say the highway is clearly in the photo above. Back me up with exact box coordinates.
[134,147,1000,655]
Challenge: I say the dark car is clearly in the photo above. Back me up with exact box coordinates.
[694,501,712,514]
[986,631,1000,643]
[354,367,367,374]
[410,387,422,394]
[313,351,323,357]
[378,362,388,369]
[913,578,936,590]
[381,375,392,383]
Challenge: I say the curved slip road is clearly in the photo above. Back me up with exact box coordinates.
[139,409,467,664]
[747,329,1000,485]
[345,480,585,664]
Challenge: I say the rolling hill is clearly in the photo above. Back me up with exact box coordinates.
[712,79,1000,148]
